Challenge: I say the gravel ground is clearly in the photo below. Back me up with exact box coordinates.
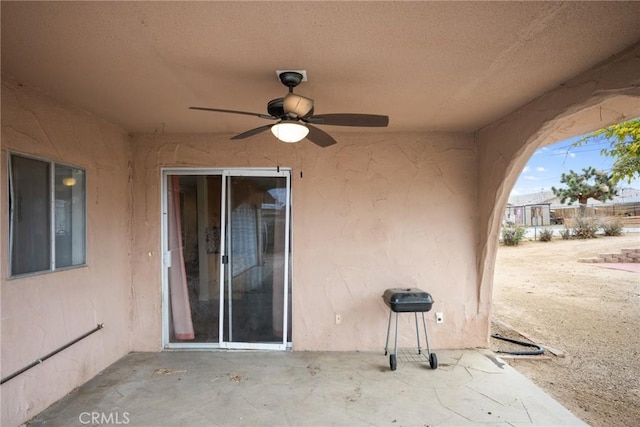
[491,232,640,427]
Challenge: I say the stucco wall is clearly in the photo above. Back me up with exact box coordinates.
[1,80,133,426]
[130,131,485,352]
[476,43,640,326]
[1,34,637,427]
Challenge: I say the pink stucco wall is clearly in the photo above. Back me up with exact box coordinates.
[3,42,638,427]
[1,80,133,426]
[129,131,486,352]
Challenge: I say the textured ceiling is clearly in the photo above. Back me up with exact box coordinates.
[2,1,640,134]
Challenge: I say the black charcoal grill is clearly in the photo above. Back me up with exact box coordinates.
[383,288,437,371]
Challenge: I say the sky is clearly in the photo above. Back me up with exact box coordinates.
[510,132,640,199]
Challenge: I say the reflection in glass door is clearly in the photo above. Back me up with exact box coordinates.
[224,175,289,345]
[163,169,291,350]
[166,175,222,344]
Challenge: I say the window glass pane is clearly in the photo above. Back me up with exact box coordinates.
[10,155,51,275]
[55,164,86,267]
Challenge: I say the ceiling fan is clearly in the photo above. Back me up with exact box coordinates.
[189,71,389,147]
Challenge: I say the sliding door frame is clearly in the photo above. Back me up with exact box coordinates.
[160,167,292,350]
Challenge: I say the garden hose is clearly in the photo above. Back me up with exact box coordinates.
[491,333,545,356]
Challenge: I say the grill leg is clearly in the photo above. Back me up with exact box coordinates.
[421,311,431,355]
[414,312,421,354]
[394,311,399,359]
[384,309,392,355]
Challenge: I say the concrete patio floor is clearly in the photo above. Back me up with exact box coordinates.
[27,349,586,426]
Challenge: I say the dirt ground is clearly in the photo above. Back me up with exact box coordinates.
[491,232,640,427]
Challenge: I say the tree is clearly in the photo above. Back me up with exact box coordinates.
[577,118,640,184]
[551,167,617,216]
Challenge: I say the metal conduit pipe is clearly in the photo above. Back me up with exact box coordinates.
[1,323,104,385]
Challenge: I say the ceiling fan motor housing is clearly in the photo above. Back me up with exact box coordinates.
[267,98,285,117]
[284,94,314,118]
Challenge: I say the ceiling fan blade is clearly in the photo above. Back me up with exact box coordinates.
[306,124,337,147]
[189,106,276,120]
[230,124,273,140]
[308,114,389,127]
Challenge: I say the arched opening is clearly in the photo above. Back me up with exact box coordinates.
[477,51,640,425]
[476,42,640,332]
[481,94,640,312]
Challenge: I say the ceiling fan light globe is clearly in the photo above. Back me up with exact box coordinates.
[271,122,309,143]
[284,94,314,118]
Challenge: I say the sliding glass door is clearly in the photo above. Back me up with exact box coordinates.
[162,169,291,350]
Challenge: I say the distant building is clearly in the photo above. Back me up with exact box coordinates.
[505,203,551,226]
[506,188,640,226]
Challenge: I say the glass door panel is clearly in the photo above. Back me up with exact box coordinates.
[167,175,222,343]
[224,175,290,345]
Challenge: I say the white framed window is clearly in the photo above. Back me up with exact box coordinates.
[8,153,86,277]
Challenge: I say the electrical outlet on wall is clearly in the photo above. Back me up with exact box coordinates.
[436,312,444,324]
[335,314,342,325]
